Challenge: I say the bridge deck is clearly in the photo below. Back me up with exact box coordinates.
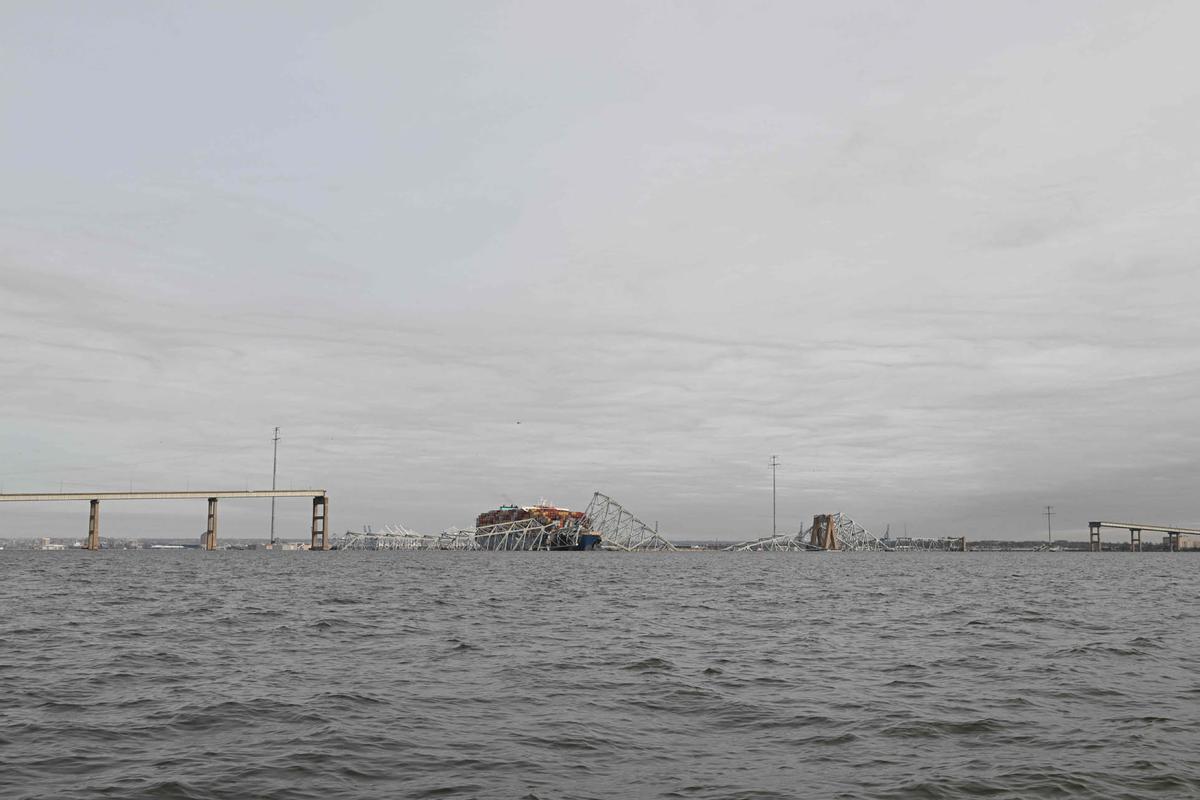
[0,490,326,502]
[1090,521,1200,535]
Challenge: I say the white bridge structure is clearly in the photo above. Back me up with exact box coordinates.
[582,492,676,551]
[471,517,585,551]
[339,492,678,552]
[727,513,893,552]
[726,530,816,552]
[887,536,967,552]
[341,524,478,551]
[340,524,438,550]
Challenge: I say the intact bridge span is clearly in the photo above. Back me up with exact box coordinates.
[0,490,330,551]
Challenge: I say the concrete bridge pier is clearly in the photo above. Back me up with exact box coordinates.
[1130,528,1141,552]
[810,514,839,550]
[204,497,218,550]
[87,499,100,551]
[311,495,329,550]
[1089,522,1101,552]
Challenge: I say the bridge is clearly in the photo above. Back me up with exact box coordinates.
[727,513,902,552]
[340,492,676,552]
[0,490,330,551]
[1088,520,1198,552]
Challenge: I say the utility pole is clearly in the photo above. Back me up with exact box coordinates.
[270,427,280,547]
[1044,505,1055,546]
[769,455,780,537]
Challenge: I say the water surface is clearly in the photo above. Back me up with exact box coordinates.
[2,551,1198,798]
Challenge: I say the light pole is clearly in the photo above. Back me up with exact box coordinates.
[769,455,780,537]
[270,427,280,547]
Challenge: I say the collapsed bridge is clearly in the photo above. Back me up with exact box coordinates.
[342,505,962,554]
[725,514,964,552]
[340,492,678,552]
[726,513,890,552]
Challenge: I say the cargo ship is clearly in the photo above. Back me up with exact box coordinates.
[474,503,601,550]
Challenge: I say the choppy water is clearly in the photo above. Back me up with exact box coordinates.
[2,551,1199,799]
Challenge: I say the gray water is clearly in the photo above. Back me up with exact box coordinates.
[2,552,1199,799]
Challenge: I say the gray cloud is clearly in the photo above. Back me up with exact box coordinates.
[3,1,1200,543]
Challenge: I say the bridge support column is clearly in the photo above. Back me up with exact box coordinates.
[1089,522,1101,552]
[205,497,218,551]
[311,496,329,551]
[811,514,838,550]
[87,499,99,551]
[1170,532,1179,552]
[1130,528,1141,552]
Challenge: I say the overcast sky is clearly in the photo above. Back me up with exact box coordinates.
[3,1,1200,542]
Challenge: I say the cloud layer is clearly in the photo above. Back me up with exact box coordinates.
[3,2,1200,541]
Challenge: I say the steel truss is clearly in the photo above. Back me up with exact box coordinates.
[807,514,891,551]
[725,531,820,552]
[436,527,481,550]
[470,518,582,551]
[727,513,893,552]
[340,524,439,550]
[582,492,676,551]
[344,492,676,552]
[887,537,966,552]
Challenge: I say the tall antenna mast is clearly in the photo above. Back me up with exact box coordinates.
[270,427,280,546]
[1044,505,1055,546]
[769,455,780,537]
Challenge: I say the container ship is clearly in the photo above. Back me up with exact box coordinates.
[474,503,601,550]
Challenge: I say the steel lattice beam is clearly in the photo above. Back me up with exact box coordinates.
[340,524,440,550]
[581,492,676,551]
[728,513,893,552]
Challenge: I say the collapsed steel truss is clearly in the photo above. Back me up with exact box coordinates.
[341,524,479,551]
[436,527,480,550]
[340,524,439,550]
[341,492,678,552]
[471,518,583,551]
[727,513,892,552]
[807,513,891,551]
[725,531,819,552]
[887,537,967,552]
[449,493,676,552]
[582,492,676,551]
[345,508,954,554]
